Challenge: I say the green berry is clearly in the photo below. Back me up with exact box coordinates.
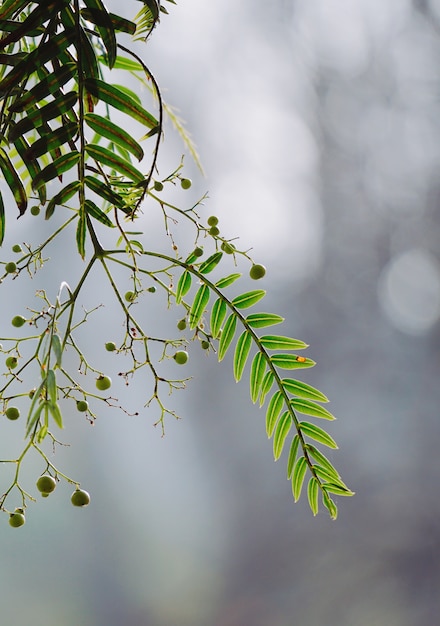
[5,406,20,420]
[173,350,188,365]
[209,226,220,237]
[177,319,187,331]
[71,489,90,507]
[207,216,218,226]
[201,340,210,350]
[11,315,26,328]
[5,262,17,274]
[9,512,25,528]
[105,342,117,352]
[147,286,156,293]
[76,400,89,413]
[124,291,136,302]
[180,178,192,190]
[153,180,164,192]
[5,356,18,370]
[12,244,23,254]
[221,242,235,254]
[193,246,204,257]
[96,375,112,391]
[36,474,57,495]
[249,264,266,280]
[30,205,40,216]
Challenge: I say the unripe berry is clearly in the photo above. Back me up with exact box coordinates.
[209,226,220,237]
[71,489,90,507]
[177,319,187,331]
[5,406,20,420]
[5,262,17,273]
[30,206,40,216]
[11,315,26,328]
[5,356,18,369]
[36,474,57,494]
[153,180,164,191]
[180,178,192,190]
[105,342,117,352]
[193,247,204,257]
[12,244,23,254]
[96,375,112,391]
[76,400,89,412]
[249,264,266,280]
[124,291,136,302]
[9,511,25,528]
[173,350,188,365]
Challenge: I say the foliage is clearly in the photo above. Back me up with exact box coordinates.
[0,0,353,526]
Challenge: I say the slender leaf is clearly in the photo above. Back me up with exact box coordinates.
[85,199,114,228]
[307,477,319,516]
[51,334,62,367]
[249,351,266,403]
[233,330,252,382]
[270,354,315,369]
[287,434,300,479]
[85,144,144,183]
[306,445,339,478]
[8,63,76,113]
[231,290,265,310]
[46,369,57,405]
[84,78,158,129]
[45,181,81,220]
[0,146,27,216]
[291,398,335,421]
[259,335,308,350]
[0,191,5,245]
[245,312,284,328]
[292,456,308,502]
[198,251,223,274]
[8,92,78,141]
[218,313,237,362]
[299,422,338,449]
[82,0,117,68]
[84,175,126,209]
[273,411,291,460]
[175,270,191,304]
[322,492,338,520]
[32,151,80,189]
[313,464,346,486]
[215,273,241,289]
[85,113,144,161]
[282,378,329,403]
[48,401,63,429]
[259,370,274,407]
[189,284,210,329]
[265,390,284,438]
[13,136,46,204]
[98,54,143,71]
[210,298,227,339]
[322,483,355,497]
[25,122,78,159]
[76,208,87,259]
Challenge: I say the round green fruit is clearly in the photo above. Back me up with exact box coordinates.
[36,474,57,494]
[207,215,219,226]
[209,226,220,237]
[193,247,204,258]
[177,319,187,331]
[30,205,40,216]
[173,350,189,365]
[147,286,156,293]
[96,375,112,391]
[5,406,20,420]
[5,356,18,369]
[12,244,23,254]
[180,178,192,190]
[5,262,17,274]
[9,512,25,528]
[124,291,136,302]
[221,242,235,254]
[11,315,26,328]
[153,180,164,191]
[76,400,89,413]
[71,489,90,507]
[249,264,266,280]
[105,342,117,352]
[201,340,210,350]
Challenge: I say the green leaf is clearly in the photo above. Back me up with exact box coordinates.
[210,298,227,339]
[25,400,47,438]
[84,78,158,129]
[51,334,62,368]
[0,191,4,245]
[85,144,144,183]
[45,181,81,220]
[273,411,291,461]
[189,284,210,329]
[1,0,33,21]
[175,270,191,304]
[292,456,308,502]
[98,55,141,71]
[306,445,339,478]
[218,313,237,362]
[8,92,78,142]
[84,175,126,209]
[46,369,57,405]
[281,379,329,403]
[265,390,284,438]
[84,113,144,161]
[85,199,114,228]
[291,399,335,421]
[25,122,78,159]
[82,0,117,69]
[322,492,338,520]
[8,63,76,113]
[259,370,274,407]
[48,401,63,429]
[322,483,355,497]
[270,354,315,369]
[313,464,345,486]
[13,136,46,204]
[249,351,266,403]
[32,151,80,189]
[198,251,223,274]
[299,422,338,449]
[214,273,241,289]
[76,208,87,259]
[307,477,319,516]
[287,434,300,479]
[233,331,252,382]
[259,335,308,350]
[0,147,27,216]
[245,312,284,328]
[231,290,266,310]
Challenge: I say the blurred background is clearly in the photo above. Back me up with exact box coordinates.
[2,0,440,624]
